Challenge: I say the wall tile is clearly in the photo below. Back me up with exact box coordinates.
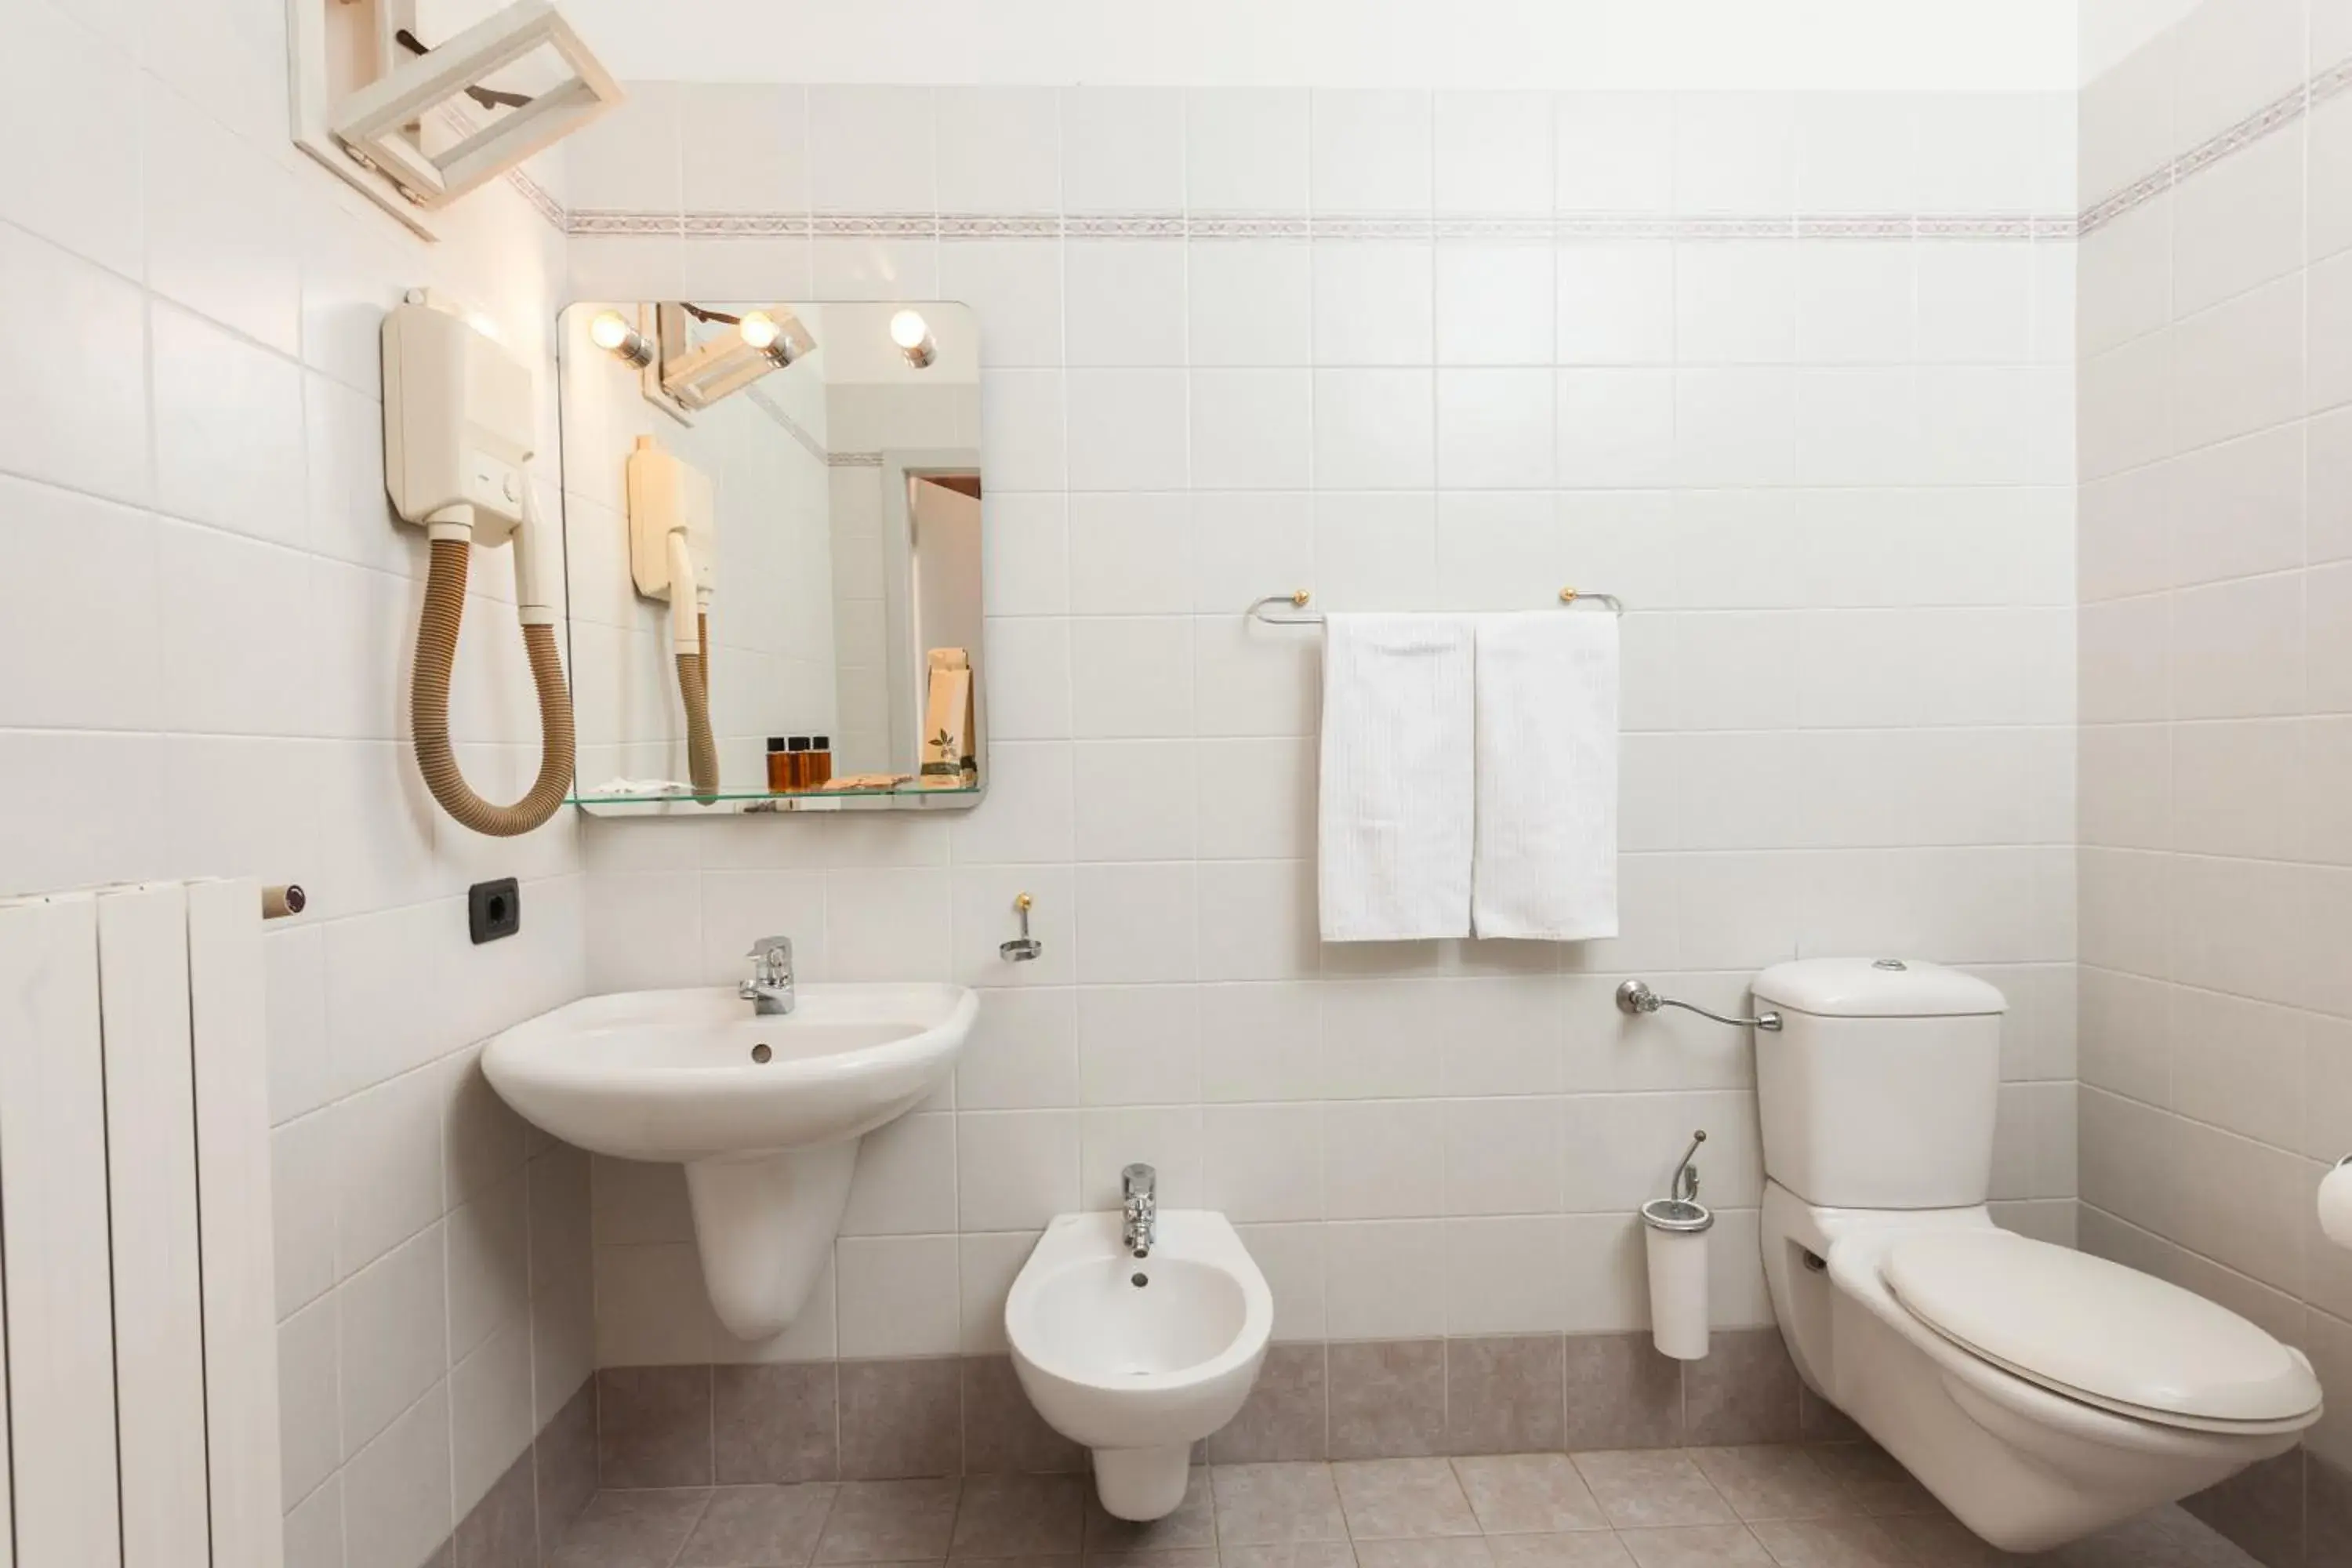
[1436,93,1555,216]
[1312,92,1434,215]
[714,1363,840,1483]
[1063,89,1185,213]
[1191,89,1312,214]
[1327,1339,1448,1459]
[343,1384,454,1568]
[597,1365,714,1488]
[936,89,1061,214]
[1446,1337,1567,1455]
[1206,1343,1330,1461]
[837,1358,963,1478]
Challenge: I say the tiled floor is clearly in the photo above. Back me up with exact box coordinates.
[547,1446,2263,1568]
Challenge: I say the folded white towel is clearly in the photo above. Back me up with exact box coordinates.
[1318,614,1475,942]
[1472,611,1619,940]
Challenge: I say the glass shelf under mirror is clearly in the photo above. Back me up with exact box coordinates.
[572,781,982,817]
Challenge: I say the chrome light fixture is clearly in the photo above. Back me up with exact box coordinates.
[890,309,937,369]
[589,308,653,367]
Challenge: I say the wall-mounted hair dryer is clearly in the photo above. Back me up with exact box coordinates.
[381,296,575,835]
[625,436,718,799]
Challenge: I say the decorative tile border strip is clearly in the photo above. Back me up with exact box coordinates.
[503,54,2352,245]
[2079,50,2352,236]
[565,207,2075,242]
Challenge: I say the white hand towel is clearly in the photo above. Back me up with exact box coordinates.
[1318,614,1475,942]
[1472,611,1619,940]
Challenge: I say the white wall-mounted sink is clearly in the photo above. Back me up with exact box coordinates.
[483,983,977,1340]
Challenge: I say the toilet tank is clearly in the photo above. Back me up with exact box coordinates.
[1751,958,2007,1209]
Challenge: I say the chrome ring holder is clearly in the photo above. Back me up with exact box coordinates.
[1616,978,1783,1033]
[1000,892,1042,962]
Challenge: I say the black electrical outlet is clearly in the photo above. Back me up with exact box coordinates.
[469,877,521,944]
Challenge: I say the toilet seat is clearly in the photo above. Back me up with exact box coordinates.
[1883,1229,2321,1432]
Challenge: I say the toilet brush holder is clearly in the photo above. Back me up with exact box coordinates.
[1642,1196,1713,1359]
[1642,1129,1712,1360]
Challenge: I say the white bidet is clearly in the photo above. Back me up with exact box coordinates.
[1006,1210,1272,1520]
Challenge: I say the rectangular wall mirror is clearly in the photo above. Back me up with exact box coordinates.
[556,299,985,815]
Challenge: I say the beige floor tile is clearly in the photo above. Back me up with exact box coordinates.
[1213,1463,1350,1546]
[815,1479,962,1563]
[1484,1532,1636,1568]
[1334,1459,1482,1540]
[1352,1540,1496,1568]
[1085,1467,1215,1552]
[1568,1454,1737,1531]
[1876,1516,2031,1567]
[1747,1517,1912,1568]
[1615,1526,1776,1568]
[1452,1456,1609,1535]
[1688,1449,1860,1524]
[1080,1552,1215,1568]
[551,1489,715,1568]
[2053,1505,2267,1568]
[1804,1445,1941,1519]
[953,1475,1088,1558]
[1221,1544,1360,1568]
[677,1484,838,1568]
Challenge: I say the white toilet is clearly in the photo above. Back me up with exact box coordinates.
[1006,1209,1271,1520]
[1753,957,2322,1553]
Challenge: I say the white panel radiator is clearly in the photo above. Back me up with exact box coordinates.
[0,880,283,1567]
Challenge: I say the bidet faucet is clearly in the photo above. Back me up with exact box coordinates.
[1121,1163,1156,1258]
[740,935,796,1015]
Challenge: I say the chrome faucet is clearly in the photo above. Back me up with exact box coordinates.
[1121,1163,1157,1258]
[740,935,796,1016]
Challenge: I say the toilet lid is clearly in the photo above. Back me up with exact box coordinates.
[1883,1230,2322,1424]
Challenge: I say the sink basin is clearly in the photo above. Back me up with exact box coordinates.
[483,982,977,1339]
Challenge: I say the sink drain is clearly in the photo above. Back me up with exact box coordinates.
[751,1043,772,1064]
[1131,1272,1149,1288]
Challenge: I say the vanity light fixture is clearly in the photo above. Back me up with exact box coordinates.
[658,303,816,410]
[890,309,938,368]
[590,309,653,367]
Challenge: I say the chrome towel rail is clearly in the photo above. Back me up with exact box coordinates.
[1248,586,1626,626]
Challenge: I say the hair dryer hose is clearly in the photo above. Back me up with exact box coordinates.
[677,625,718,804]
[412,537,575,837]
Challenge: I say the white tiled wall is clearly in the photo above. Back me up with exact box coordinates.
[2,2,595,1563]
[2076,0,2352,1473]
[573,82,2082,1367]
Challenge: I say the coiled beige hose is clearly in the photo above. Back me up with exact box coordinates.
[677,609,718,801]
[413,537,575,836]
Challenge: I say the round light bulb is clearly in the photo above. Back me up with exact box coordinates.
[889,310,931,350]
[739,310,780,350]
[589,310,631,350]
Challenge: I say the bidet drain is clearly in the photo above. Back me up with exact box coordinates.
[751,1044,772,1064]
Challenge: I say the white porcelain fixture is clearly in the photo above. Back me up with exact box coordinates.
[1007,1210,1272,1521]
[483,982,976,1339]
[1754,958,2321,1553]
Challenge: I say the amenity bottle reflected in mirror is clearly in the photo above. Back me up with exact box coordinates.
[555,299,986,815]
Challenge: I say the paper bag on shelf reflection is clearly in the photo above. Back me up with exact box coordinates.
[920,648,976,787]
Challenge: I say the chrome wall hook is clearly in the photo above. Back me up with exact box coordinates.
[1000,892,1042,962]
[1670,1130,1706,1203]
[1617,978,1783,1033]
